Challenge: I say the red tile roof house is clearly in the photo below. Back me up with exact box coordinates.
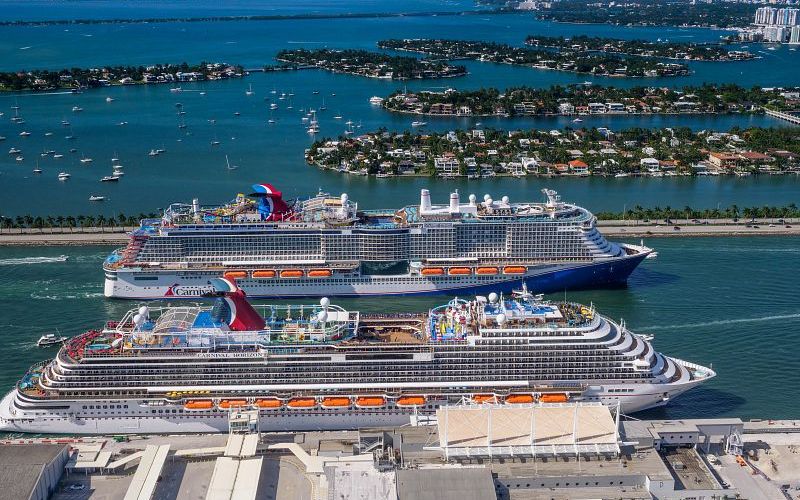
[568,159,590,175]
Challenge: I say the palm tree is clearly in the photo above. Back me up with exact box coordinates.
[65,216,76,231]
[56,216,65,229]
[97,215,106,232]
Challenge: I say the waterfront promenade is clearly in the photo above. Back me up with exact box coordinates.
[2,220,799,246]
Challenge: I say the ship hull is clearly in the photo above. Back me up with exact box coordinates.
[0,372,700,435]
[105,250,649,300]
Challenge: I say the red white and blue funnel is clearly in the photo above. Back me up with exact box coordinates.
[208,277,266,331]
[250,183,292,221]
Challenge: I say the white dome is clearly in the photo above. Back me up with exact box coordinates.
[483,194,491,201]
[138,306,149,316]
[488,292,498,303]
[501,196,509,204]
[340,193,348,203]
[320,297,330,308]
[468,194,477,203]
[496,313,506,325]
[133,314,142,325]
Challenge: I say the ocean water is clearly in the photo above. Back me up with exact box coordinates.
[0,1,799,424]
[1,236,799,420]
[0,3,799,218]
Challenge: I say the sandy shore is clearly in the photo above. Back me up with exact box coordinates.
[1,221,799,246]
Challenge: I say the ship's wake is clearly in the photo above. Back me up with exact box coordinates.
[640,312,800,331]
[0,255,69,266]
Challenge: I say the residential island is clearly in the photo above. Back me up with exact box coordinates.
[0,62,244,91]
[275,49,467,80]
[382,84,799,117]
[524,35,755,61]
[377,39,689,78]
[305,126,800,178]
[532,0,758,28]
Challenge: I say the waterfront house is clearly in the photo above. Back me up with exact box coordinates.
[568,159,589,176]
[708,152,740,171]
[434,155,460,177]
[640,158,661,173]
[558,102,575,115]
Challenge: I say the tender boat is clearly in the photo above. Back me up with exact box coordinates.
[37,333,68,347]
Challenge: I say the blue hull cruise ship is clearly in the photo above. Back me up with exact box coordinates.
[103,185,653,299]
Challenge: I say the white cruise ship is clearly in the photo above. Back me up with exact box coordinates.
[103,184,653,299]
[0,279,714,435]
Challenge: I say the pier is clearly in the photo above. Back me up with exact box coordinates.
[763,107,800,125]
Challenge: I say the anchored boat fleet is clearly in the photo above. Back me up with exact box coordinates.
[1,185,716,434]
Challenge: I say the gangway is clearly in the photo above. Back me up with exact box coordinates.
[122,444,170,500]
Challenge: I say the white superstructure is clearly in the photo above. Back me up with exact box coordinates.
[0,280,713,435]
[103,185,652,299]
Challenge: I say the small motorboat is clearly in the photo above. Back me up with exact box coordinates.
[37,333,67,347]
[89,195,105,201]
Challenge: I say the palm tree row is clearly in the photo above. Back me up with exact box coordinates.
[0,212,158,230]
[595,204,800,221]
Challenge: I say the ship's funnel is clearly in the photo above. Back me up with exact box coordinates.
[192,198,201,222]
[449,191,460,213]
[420,189,432,212]
[208,277,266,331]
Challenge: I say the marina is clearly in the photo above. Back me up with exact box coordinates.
[0,6,799,500]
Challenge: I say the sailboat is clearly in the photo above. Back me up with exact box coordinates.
[225,155,238,171]
[245,84,254,96]
[319,98,327,111]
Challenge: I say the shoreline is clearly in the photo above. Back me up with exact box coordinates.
[2,221,799,246]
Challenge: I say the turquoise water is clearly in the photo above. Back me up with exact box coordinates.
[1,236,799,420]
[0,3,799,217]
[0,1,799,423]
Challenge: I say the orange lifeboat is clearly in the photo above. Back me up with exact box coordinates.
[287,397,317,408]
[503,266,526,275]
[421,268,444,276]
[321,397,351,408]
[505,394,534,404]
[472,394,496,404]
[253,270,276,278]
[355,396,386,408]
[448,267,472,276]
[223,271,248,280]
[308,269,332,278]
[396,395,426,407]
[540,393,569,403]
[255,398,282,409]
[280,269,304,279]
[476,267,499,275]
[218,399,248,409]
[184,400,213,410]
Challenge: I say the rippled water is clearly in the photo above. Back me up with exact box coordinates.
[1,236,799,420]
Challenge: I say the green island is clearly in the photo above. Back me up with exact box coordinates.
[382,84,799,117]
[305,126,800,178]
[534,0,757,28]
[275,49,467,80]
[0,9,508,27]
[524,35,755,62]
[0,62,244,91]
[377,39,689,78]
